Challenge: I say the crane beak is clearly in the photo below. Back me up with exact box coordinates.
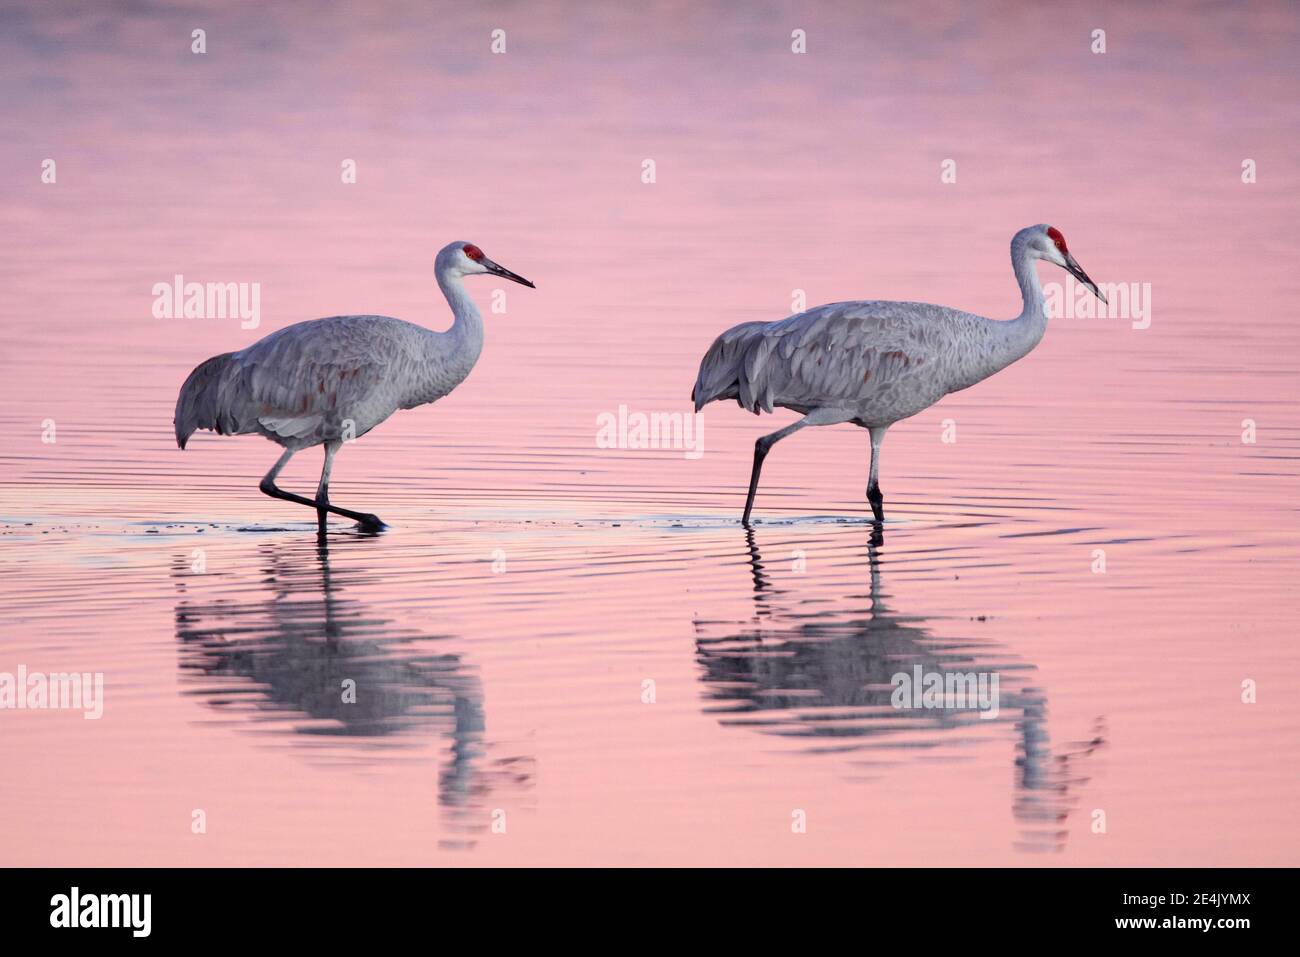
[1063,252,1106,305]
[483,258,535,289]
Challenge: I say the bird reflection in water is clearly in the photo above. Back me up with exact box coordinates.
[170,535,532,850]
[695,527,1104,853]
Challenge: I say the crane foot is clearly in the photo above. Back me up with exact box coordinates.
[356,513,387,533]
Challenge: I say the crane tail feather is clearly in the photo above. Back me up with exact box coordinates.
[692,321,771,414]
[174,352,237,449]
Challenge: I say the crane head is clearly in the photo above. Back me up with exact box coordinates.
[1033,225,1106,305]
[437,241,535,288]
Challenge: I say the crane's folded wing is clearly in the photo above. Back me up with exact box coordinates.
[214,316,425,440]
[695,303,938,414]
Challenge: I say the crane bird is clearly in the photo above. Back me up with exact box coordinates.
[174,241,534,532]
[691,224,1106,524]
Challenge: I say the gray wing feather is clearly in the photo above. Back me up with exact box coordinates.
[175,316,424,447]
[693,302,958,417]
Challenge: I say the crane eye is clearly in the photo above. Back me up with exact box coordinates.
[462,244,484,261]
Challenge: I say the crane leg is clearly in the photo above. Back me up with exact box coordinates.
[258,447,386,532]
[867,426,888,523]
[742,410,850,524]
[315,443,337,535]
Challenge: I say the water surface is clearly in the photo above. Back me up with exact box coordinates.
[1,0,1298,865]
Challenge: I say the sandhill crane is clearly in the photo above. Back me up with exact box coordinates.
[692,224,1106,524]
[175,242,534,532]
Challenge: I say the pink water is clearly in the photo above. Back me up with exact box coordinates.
[1,1,1298,866]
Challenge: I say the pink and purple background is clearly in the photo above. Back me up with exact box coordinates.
[0,1,1297,865]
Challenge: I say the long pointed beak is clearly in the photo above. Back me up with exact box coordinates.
[1064,252,1106,305]
[483,258,535,289]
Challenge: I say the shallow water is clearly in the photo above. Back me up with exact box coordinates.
[2,1,1299,865]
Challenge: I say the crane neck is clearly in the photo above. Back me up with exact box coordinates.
[1012,233,1046,323]
[434,267,485,362]
[995,234,1049,365]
